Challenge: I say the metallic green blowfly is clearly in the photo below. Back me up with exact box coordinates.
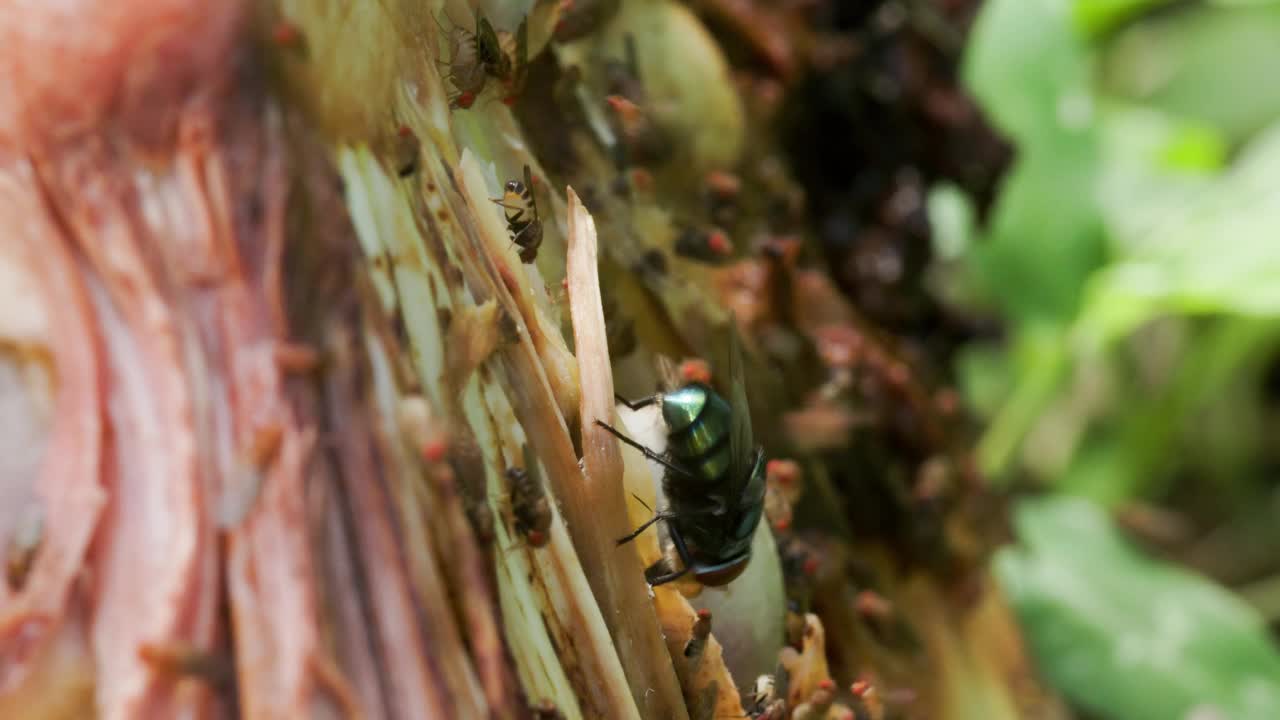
[596,325,766,587]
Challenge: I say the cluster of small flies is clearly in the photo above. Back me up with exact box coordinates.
[440,12,767,588]
[430,11,547,263]
[438,10,528,110]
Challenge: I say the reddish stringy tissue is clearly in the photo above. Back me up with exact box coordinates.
[0,2,339,717]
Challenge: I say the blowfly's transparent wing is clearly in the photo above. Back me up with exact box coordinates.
[654,354,680,392]
[727,317,754,483]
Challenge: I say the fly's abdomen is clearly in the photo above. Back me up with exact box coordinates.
[508,213,533,234]
[683,440,731,483]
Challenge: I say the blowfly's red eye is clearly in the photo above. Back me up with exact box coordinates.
[679,358,711,385]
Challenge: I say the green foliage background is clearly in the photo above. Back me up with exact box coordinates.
[939,0,1280,717]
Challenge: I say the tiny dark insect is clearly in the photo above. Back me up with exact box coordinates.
[674,225,734,264]
[491,164,543,264]
[395,125,420,177]
[270,20,310,57]
[639,248,668,277]
[5,510,41,592]
[531,699,566,720]
[507,443,552,547]
[138,642,234,689]
[600,320,766,587]
[603,34,645,103]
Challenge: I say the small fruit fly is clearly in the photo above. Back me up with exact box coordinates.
[395,125,420,177]
[436,11,505,109]
[507,443,552,547]
[491,164,543,264]
[5,509,41,592]
[138,642,234,689]
[674,225,734,264]
[599,321,766,587]
[438,22,485,105]
[531,699,566,720]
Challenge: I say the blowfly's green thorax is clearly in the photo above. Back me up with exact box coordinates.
[660,384,711,432]
[661,384,733,475]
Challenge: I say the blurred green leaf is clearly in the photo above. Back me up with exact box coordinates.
[962,0,1280,710]
[977,325,1071,476]
[974,146,1108,323]
[1095,104,1222,262]
[1159,124,1230,172]
[956,343,1012,419]
[1073,0,1179,37]
[965,0,1108,323]
[966,0,1093,145]
[997,497,1280,720]
[1077,122,1280,347]
[1101,4,1280,143]
[1010,122,1280,491]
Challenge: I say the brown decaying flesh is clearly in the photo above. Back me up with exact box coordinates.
[1,68,343,720]
[0,166,104,716]
[0,1,507,717]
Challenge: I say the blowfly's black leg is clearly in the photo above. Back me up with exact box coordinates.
[646,526,695,586]
[614,393,658,411]
[668,524,694,569]
[593,420,697,480]
[615,512,672,546]
[629,493,654,513]
[646,563,690,586]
